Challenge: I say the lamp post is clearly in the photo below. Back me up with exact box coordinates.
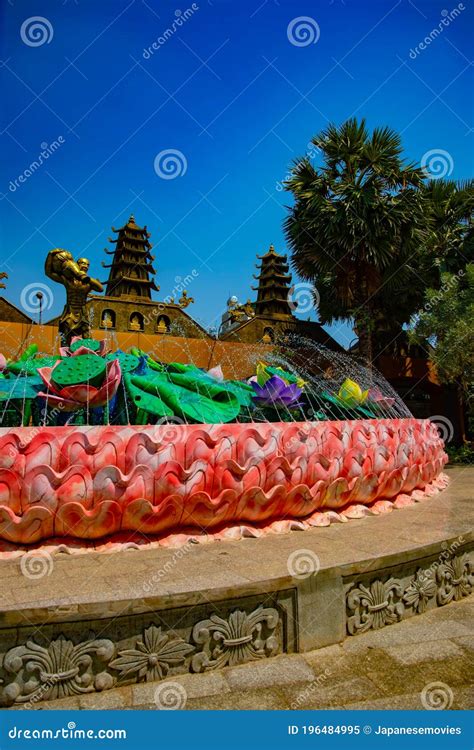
[36,291,44,326]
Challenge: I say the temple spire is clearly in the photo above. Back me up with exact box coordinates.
[251,244,292,318]
[104,215,159,299]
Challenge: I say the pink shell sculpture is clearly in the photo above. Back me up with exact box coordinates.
[0,417,448,546]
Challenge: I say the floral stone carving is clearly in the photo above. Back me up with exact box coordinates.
[109,625,194,682]
[437,554,473,605]
[191,605,279,672]
[347,579,404,634]
[2,635,115,704]
[403,569,437,614]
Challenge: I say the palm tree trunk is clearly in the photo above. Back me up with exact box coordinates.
[354,272,374,369]
[355,315,373,368]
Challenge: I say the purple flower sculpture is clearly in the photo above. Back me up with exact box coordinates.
[250,375,303,409]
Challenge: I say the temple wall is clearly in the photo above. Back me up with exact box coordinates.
[0,322,440,384]
[0,321,465,441]
[0,322,271,380]
[85,295,208,339]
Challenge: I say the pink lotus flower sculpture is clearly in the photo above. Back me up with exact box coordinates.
[368,388,395,410]
[250,375,303,409]
[37,352,121,412]
[0,353,6,373]
[0,418,449,546]
[206,365,224,381]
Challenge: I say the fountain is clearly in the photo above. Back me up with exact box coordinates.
[0,331,448,549]
[0,284,467,713]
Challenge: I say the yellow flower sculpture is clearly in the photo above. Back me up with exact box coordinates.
[337,378,369,407]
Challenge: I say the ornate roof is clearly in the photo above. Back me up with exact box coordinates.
[111,214,150,237]
[252,244,293,318]
[104,215,159,299]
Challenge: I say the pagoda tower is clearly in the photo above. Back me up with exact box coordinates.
[103,215,159,299]
[251,244,292,318]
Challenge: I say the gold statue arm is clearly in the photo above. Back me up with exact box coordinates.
[89,277,104,293]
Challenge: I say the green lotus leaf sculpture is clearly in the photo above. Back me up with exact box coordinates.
[125,368,242,424]
[8,355,61,376]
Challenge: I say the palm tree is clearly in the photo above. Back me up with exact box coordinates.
[422,178,473,273]
[284,118,427,364]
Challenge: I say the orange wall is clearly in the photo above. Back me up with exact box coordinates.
[0,322,271,380]
[0,322,441,385]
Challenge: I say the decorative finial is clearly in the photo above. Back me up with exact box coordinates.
[178,289,195,308]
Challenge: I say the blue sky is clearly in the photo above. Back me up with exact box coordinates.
[1,0,472,347]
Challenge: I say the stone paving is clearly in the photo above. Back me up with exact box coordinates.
[19,596,472,711]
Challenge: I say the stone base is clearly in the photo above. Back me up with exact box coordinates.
[0,466,472,709]
[14,597,472,711]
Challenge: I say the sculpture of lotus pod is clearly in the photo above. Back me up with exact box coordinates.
[60,337,108,357]
[37,351,121,412]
